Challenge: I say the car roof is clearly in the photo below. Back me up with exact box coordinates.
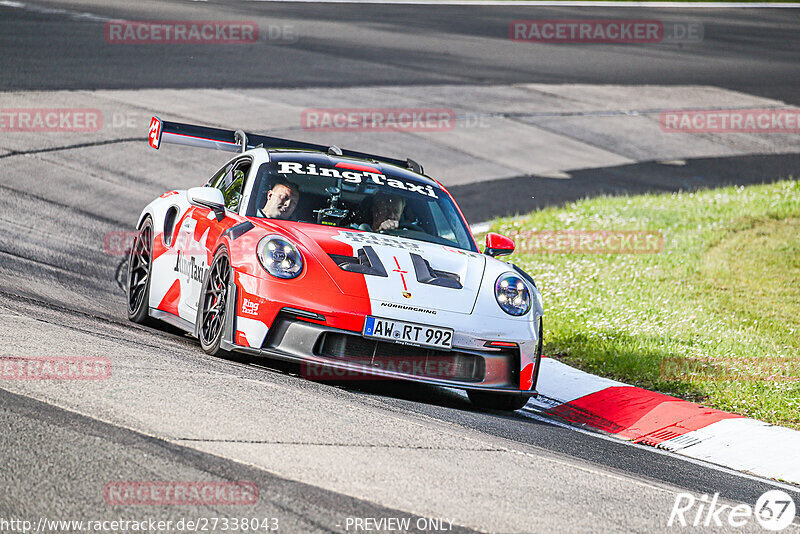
[263,149,442,189]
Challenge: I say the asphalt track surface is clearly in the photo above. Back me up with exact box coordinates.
[1,1,800,532]
[2,0,800,103]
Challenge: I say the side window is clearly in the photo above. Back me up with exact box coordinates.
[208,162,233,189]
[207,159,250,212]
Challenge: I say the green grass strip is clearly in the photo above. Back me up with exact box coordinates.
[482,180,800,429]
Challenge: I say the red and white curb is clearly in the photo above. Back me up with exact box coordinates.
[526,357,800,486]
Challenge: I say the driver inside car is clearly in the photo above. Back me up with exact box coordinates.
[362,193,406,232]
[259,181,300,220]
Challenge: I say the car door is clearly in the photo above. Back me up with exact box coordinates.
[174,157,252,319]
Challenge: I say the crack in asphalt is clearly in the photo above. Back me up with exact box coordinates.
[0,247,85,277]
[0,182,126,226]
[0,248,124,307]
[35,147,157,189]
[0,137,146,159]
[457,104,795,121]
[0,288,189,353]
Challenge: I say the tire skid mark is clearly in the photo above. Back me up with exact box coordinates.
[0,288,194,355]
[0,137,146,160]
[0,182,124,227]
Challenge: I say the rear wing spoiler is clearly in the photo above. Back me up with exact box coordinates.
[147,116,423,174]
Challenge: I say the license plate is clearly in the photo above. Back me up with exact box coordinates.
[363,316,453,350]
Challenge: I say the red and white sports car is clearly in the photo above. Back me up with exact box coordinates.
[127,117,543,410]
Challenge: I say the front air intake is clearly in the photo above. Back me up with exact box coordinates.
[316,332,485,382]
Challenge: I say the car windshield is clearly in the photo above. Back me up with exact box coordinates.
[247,158,477,252]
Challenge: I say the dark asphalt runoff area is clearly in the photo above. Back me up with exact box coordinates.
[3,0,799,219]
[1,1,799,104]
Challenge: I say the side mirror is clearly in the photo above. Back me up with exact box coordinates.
[188,187,226,222]
[485,232,515,257]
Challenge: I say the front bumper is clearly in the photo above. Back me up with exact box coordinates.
[226,270,542,394]
[226,313,539,395]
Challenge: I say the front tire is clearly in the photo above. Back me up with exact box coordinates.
[468,391,531,411]
[127,218,154,324]
[198,247,231,357]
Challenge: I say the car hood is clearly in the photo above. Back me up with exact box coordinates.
[268,222,487,315]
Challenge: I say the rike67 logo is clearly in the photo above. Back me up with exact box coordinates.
[668,490,796,530]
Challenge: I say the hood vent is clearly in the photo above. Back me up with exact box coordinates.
[410,253,462,289]
[329,246,388,277]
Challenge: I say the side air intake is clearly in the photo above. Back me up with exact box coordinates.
[329,246,388,277]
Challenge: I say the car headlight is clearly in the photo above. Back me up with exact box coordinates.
[495,273,531,316]
[257,235,303,279]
